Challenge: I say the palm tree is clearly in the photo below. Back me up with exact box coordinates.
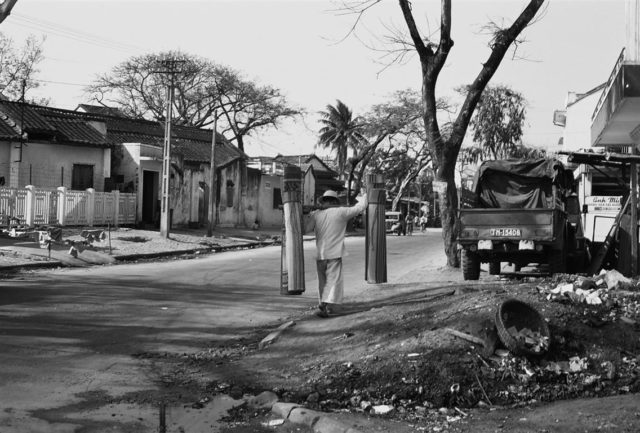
[317,100,365,179]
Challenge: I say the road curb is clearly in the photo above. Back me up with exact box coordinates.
[0,239,278,271]
[0,260,64,272]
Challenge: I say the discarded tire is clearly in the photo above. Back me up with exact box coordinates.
[495,299,550,356]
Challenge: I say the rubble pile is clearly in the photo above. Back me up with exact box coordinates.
[506,326,549,354]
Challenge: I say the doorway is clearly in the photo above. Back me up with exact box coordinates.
[142,170,159,226]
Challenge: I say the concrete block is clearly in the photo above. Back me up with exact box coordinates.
[313,416,350,433]
[271,402,299,419]
[288,407,321,427]
[247,391,279,410]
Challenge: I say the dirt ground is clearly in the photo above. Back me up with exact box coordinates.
[145,266,640,432]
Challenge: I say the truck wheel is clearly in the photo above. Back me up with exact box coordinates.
[549,248,567,275]
[462,249,481,280]
[489,261,501,275]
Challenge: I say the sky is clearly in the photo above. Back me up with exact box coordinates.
[0,0,628,158]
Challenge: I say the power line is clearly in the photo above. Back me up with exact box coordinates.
[6,13,143,54]
[14,13,142,50]
[33,78,89,87]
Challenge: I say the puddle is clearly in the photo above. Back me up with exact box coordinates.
[72,395,243,432]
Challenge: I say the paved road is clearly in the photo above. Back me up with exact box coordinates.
[0,230,447,432]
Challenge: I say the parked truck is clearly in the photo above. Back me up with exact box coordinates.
[457,158,589,280]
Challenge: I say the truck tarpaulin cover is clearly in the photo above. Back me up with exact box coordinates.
[472,158,573,209]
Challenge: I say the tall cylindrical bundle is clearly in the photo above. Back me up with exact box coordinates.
[366,187,387,284]
[280,165,305,295]
[364,173,385,280]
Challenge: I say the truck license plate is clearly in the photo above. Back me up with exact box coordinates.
[490,228,521,237]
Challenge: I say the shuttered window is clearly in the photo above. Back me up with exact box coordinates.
[72,164,94,190]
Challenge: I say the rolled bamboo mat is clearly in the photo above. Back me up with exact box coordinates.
[366,188,387,283]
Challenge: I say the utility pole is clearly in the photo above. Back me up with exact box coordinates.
[153,57,186,238]
[207,111,218,237]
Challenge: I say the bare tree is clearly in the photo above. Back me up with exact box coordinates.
[345,89,449,204]
[0,0,18,25]
[0,32,45,101]
[342,0,545,266]
[86,51,300,151]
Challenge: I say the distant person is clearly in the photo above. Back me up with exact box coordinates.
[305,189,368,318]
[420,214,428,232]
[252,219,260,230]
[399,214,407,236]
[405,213,414,235]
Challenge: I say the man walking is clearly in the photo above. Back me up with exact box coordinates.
[305,189,368,318]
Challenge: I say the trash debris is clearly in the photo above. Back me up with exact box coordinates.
[602,269,633,290]
[371,405,394,415]
[332,332,354,341]
[620,316,637,325]
[506,326,549,354]
[495,349,510,357]
[444,328,484,345]
[546,278,608,305]
[261,419,285,427]
[569,356,588,372]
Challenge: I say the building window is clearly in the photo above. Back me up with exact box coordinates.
[72,164,94,190]
[273,188,282,209]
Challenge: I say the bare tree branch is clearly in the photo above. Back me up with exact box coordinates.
[0,0,18,25]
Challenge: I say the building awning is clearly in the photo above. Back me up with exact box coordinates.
[591,49,640,147]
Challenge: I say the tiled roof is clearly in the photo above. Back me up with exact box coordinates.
[76,104,127,117]
[276,154,314,165]
[275,154,336,174]
[47,117,109,146]
[107,129,242,168]
[0,101,246,166]
[0,102,56,133]
[0,111,20,139]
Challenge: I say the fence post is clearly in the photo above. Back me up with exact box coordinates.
[25,185,35,228]
[57,186,67,226]
[86,188,95,227]
[113,190,120,229]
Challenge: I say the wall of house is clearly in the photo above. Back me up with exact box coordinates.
[8,142,108,191]
[0,142,10,186]
[217,162,241,227]
[562,92,601,151]
[303,169,315,206]
[256,173,283,227]
[170,162,208,227]
[244,168,260,228]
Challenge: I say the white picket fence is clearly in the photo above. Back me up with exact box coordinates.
[0,186,136,228]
